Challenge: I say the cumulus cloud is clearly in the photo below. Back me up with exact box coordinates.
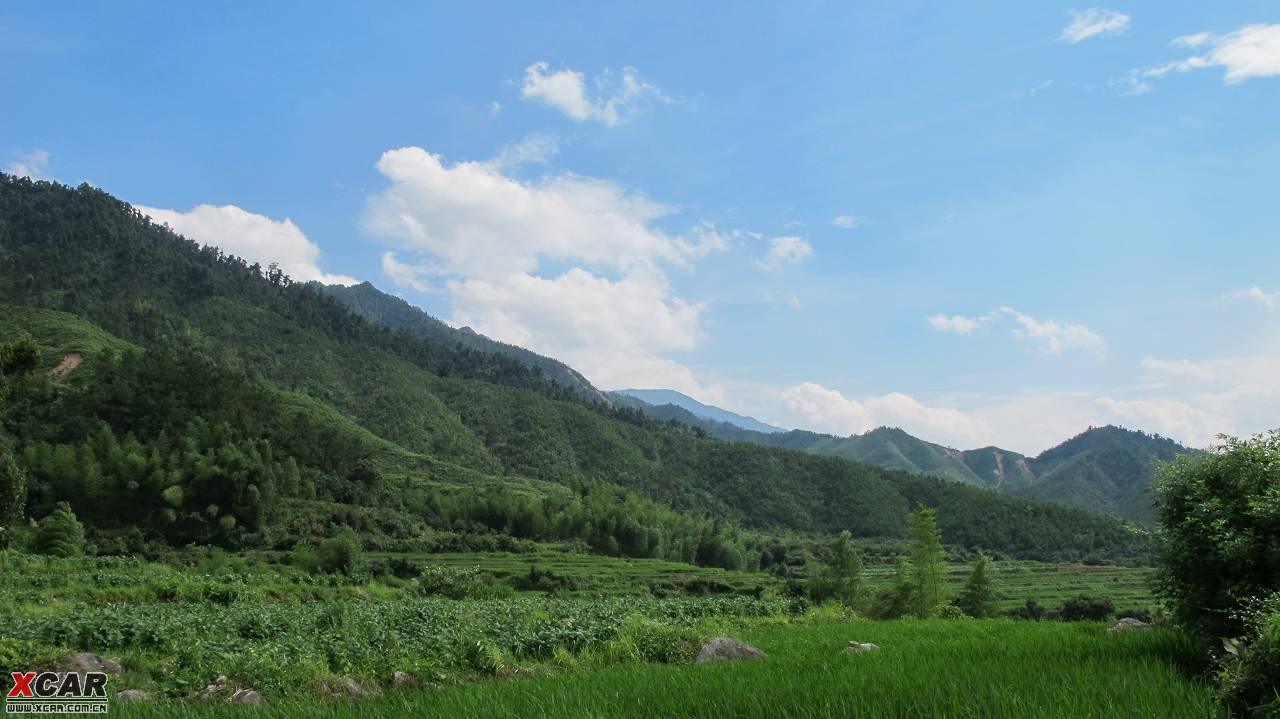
[363,146,729,395]
[1114,23,1280,94]
[381,252,437,292]
[1061,8,1131,43]
[1226,285,1278,310]
[781,382,995,449]
[7,149,51,181]
[927,307,1103,354]
[136,204,357,285]
[520,62,669,127]
[757,236,812,272]
[830,215,860,229]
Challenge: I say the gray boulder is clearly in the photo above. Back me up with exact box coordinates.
[1108,617,1150,633]
[64,652,122,676]
[695,637,766,664]
[390,671,417,688]
[229,688,263,705]
[115,690,153,703]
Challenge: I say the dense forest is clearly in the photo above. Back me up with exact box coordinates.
[0,174,1149,566]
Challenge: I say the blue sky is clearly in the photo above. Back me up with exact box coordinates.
[4,2,1278,453]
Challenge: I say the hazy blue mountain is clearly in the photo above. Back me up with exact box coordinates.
[614,389,787,434]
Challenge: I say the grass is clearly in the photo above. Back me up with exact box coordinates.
[111,620,1219,718]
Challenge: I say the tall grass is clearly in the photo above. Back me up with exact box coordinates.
[115,620,1219,719]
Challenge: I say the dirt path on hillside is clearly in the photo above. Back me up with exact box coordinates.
[48,351,83,379]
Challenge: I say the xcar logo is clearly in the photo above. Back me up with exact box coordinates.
[5,672,109,714]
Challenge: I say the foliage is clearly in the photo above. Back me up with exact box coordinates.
[1060,594,1115,622]
[1153,431,1280,639]
[807,530,863,606]
[907,505,948,618]
[33,501,85,557]
[317,527,363,575]
[955,552,999,619]
[1219,592,1280,718]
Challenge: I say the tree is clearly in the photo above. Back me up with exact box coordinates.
[0,446,27,549]
[955,552,998,618]
[317,526,362,575]
[1154,431,1280,638]
[34,502,85,557]
[907,505,948,618]
[809,530,864,607]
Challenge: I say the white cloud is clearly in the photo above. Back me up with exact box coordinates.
[7,149,51,180]
[1227,285,1279,310]
[830,215,860,229]
[363,145,730,395]
[999,307,1105,355]
[781,382,995,449]
[1061,8,1131,43]
[381,252,437,292]
[490,133,560,169]
[756,236,812,272]
[136,203,357,285]
[520,62,668,127]
[1115,23,1280,94]
[928,313,988,335]
[927,307,1103,354]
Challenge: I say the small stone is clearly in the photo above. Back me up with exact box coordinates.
[844,641,880,654]
[115,690,152,703]
[695,637,766,663]
[390,671,417,688]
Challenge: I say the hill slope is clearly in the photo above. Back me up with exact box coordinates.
[0,174,1148,563]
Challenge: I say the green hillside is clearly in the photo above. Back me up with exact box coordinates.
[0,174,1148,564]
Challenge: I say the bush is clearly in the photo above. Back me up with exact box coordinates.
[33,502,85,557]
[1154,431,1280,638]
[1117,607,1153,623]
[1219,593,1280,718]
[316,527,362,575]
[1060,594,1114,622]
[1007,599,1047,621]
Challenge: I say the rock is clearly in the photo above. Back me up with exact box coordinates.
[1108,617,1150,633]
[115,690,152,703]
[229,688,263,705]
[695,637,766,664]
[317,676,377,699]
[64,652,122,676]
[390,671,417,688]
[197,675,228,700]
[843,641,879,654]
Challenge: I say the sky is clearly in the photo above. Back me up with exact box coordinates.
[3,2,1278,454]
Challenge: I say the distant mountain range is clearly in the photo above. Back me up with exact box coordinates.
[316,279,1192,526]
[611,389,786,434]
[614,394,1196,524]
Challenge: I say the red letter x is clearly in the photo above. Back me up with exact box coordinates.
[8,672,36,698]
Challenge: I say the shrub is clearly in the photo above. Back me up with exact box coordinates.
[33,502,85,557]
[316,527,362,575]
[1154,431,1280,638]
[1219,593,1280,718]
[1007,599,1047,621]
[954,552,998,619]
[1060,594,1114,622]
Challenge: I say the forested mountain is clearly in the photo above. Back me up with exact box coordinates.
[320,281,607,403]
[0,174,1149,565]
[611,389,785,434]
[618,391,1194,523]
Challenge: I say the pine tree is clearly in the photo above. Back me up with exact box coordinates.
[34,502,86,557]
[955,551,999,618]
[907,505,948,618]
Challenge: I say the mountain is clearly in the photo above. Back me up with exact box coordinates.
[0,174,1148,565]
[1016,426,1192,524]
[612,389,786,434]
[320,282,607,403]
[616,392,1192,523]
